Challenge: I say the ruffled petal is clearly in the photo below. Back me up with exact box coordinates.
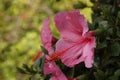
[54,10,89,42]
[56,38,87,67]
[56,33,95,68]
[43,61,67,80]
[66,10,88,35]
[41,18,54,54]
[82,36,95,68]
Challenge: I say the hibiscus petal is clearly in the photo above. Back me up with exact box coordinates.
[56,38,87,67]
[41,18,54,54]
[43,61,67,80]
[56,34,95,68]
[82,37,95,68]
[82,43,94,68]
[54,10,88,42]
[66,10,88,35]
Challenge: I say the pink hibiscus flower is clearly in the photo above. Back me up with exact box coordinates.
[41,18,76,80]
[54,10,96,68]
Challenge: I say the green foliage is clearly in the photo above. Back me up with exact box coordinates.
[90,0,120,80]
[17,56,45,80]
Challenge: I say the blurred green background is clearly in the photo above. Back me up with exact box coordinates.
[0,0,93,80]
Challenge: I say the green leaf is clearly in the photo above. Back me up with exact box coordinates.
[41,46,48,54]
[97,40,107,49]
[17,67,27,74]
[77,74,88,80]
[94,21,109,35]
[66,67,75,78]
[118,11,120,19]
[40,55,45,71]
[35,77,40,80]
[23,64,32,73]
[109,42,120,56]
[116,27,120,37]
[99,21,108,30]
[107,28,113,35]
[33,55,45,72]
[114,69,120,77]
[108,69,120,80]
[94,69,105,80]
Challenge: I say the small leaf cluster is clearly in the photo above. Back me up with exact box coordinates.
[17,56,45,80]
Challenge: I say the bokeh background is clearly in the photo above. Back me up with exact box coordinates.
[0,0,93,80]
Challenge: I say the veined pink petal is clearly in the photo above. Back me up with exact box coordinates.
[54,10,88,42]
[82,35,95,68]
[66,10,88,35]
[43,61,67,80]
[54,10,96,68]
[41,18,54,54]
[72,37,95,68]
[56,35,95,68]
[56,38,84,67]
